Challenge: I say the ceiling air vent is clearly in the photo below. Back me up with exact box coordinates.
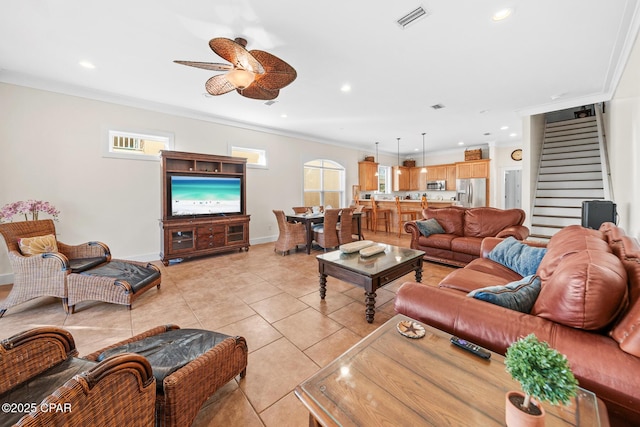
[431,103,445,110]
[264,100,277,106]
[397,6,429,28]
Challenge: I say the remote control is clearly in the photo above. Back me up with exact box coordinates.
[450,336,491,359]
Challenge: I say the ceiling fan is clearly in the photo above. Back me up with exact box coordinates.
[174,37,297,100]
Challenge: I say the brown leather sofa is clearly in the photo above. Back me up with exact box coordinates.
[404,206,530,267]
[394,223,640,425]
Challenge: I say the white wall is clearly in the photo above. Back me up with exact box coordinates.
[607,30,640,238]
[0,83,365,281]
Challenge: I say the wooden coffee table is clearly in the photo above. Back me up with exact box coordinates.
[316,245,424,323]
[295,314,609,426]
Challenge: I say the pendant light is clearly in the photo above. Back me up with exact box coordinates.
[396,137,402,174]
[420,132,427,173]
[374,141,379,176]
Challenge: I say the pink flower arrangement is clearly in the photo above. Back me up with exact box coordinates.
[0,200,60,222]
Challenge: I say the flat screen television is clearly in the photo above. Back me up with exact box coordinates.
[170,175,242,216]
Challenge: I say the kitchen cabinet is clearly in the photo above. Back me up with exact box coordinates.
[446,164,457,190]
[456,159,490,179]
[392,166,411,191]
[358,161,379,191]
[409,167,426,191]
[426,165,447,180]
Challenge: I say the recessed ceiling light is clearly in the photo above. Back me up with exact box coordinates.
[280,114,288,118]
[492,8,512,21]
[458,141,465,146]
[510,133,517,137]
[340,84,351,92]
[79,60,95,69]
[500,125,509,130]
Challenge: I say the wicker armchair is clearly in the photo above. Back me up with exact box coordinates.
[273,210,307,255]
[0,220,110,317]
[313,208,340,250]
[0,327,155,427]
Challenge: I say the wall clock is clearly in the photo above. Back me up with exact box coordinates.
[511,149,523,161]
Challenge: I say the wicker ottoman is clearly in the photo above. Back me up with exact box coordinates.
[83,325,248,427]
[67,259,161,312]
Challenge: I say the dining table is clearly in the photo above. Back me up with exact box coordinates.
[285,211,363,254]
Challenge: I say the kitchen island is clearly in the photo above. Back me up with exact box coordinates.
[359,198,456,235]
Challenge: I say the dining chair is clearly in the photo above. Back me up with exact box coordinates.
[395,196,419,237]
[421,195,429,211]
[273,210,307,255]
[313,208,340,250]
[351,204,365,239]
[370,196,391,234]
[337,207,354,245]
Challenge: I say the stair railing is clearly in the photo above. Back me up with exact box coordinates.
[594,103,613,200]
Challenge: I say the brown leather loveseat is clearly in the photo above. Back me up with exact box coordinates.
[404,206,529,267]
[394,223,640,425]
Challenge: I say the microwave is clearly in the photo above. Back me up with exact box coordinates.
[426,180,446,191]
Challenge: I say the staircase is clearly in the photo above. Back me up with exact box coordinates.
[530,112,610,240]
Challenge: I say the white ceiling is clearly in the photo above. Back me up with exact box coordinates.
[1,0,639,156]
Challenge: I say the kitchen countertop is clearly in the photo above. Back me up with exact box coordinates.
[362,199,456,203]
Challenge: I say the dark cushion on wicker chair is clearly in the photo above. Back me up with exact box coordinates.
[1,358,98,425]
[95,329,233,392]
[80,260,161,293]
[69,256,109,273]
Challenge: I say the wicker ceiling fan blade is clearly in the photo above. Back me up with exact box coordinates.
[238,83,279,100]
[205,75,237,96]
[173,61,232,72]
[209,37,264,74]
[250,50,297,90]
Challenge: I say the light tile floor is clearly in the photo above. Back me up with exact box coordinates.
[0,231,454,426]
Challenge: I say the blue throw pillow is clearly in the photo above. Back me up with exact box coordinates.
[468,275,542,313]
[416,218,445,237]
[487,236,547,277]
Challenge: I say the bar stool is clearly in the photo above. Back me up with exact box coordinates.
[421,195,429,211]
[395,196,419,237]
[370,196,391,234]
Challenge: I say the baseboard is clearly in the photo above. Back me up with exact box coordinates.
[250,235,277,246]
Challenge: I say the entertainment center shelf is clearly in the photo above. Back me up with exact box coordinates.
[165,157,244,175]
[160,150,250,265]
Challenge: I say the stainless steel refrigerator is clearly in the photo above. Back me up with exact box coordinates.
[456,178,487,207]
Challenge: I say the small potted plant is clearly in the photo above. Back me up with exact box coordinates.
[504,334,578,427]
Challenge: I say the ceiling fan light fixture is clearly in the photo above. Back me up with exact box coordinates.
[226,69,255,89]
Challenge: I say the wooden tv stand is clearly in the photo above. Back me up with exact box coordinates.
[159,151,250,265]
